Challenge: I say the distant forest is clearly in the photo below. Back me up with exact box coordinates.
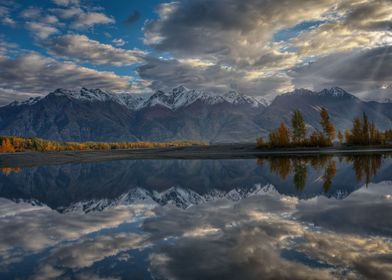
[257,108,392,148]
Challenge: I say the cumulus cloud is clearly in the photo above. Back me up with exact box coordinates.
[71,11,114,29]
[290,46,392,100]
[4,0,392,100]
[52,0,80,7]
[25,21,59,39]
[138,0,392,99]
[44,35,145,66]
[0,53,137,101]
[0,5,15,27]
[21,7,61,39]
[112,38,126,47]
[49,2,114,30]
[138,57,293,97]
[143,0,335,65]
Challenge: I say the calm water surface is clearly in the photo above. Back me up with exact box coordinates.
[0,154,391,280]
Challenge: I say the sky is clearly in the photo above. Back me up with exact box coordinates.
[0,0,392,104]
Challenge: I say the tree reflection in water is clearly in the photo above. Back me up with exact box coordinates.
[348,155,382,186]
[257,154,387,192]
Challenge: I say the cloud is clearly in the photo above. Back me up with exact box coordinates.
[140,0,335,96]
[138,57,293,97]
[0,39,17,56]
[0,53,138,102]
[71,11,114,29]
[20,6,42,19]
[25,21,59,39]
[290,46,392,99]
[124,10,140,26]
[112,38,126,47]
[52,0,80,6]
[0,6,15,27]
[144,184,392,280]
[21,7,61,39]
[49,3,114,30]
[139,0,392,99]
[0,198,154,270]
[44,35,145,66]
[291,0,392,57]
[295,181,392,237]
[143,0,335,66]
[50,6,83,19]
[0,177,391,279]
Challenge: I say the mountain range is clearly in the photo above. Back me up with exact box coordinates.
[1,86,391,142]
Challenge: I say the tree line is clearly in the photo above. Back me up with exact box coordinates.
[0,136,207,153]
[257,108,392,148]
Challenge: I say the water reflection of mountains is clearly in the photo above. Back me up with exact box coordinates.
[0,154,391,212]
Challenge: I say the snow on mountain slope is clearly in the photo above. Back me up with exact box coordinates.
[9,96,43,107]
[141,86,265,110]
[9,86,266,111]
[287,87,358,100]
[49,88,148,111]
[5,86,357,113]
[63,184,277,213]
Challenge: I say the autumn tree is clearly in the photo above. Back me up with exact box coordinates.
[0,138,15,153]
[278,122,290,146]
[256,137,266,148]
[349,117,363,145]
[344,129,351,144]
[362,112,370,145]
[268,122,291,147]
[291,110,306,144]
[337,130,344,145]
[309,130,328,147]
[319,108,335,145]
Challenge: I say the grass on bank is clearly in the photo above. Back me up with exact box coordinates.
[0,136,207,153]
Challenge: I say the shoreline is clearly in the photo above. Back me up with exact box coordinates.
[1,144,392,168]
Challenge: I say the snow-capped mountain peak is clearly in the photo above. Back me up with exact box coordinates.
[288,87,356,100]
[48,88,148,110]
[318,87,356,99]
[142,86,265,110]
[5,86,267,111]
[9,96,42,107]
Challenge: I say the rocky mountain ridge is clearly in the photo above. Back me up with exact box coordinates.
[1,86,391,142]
